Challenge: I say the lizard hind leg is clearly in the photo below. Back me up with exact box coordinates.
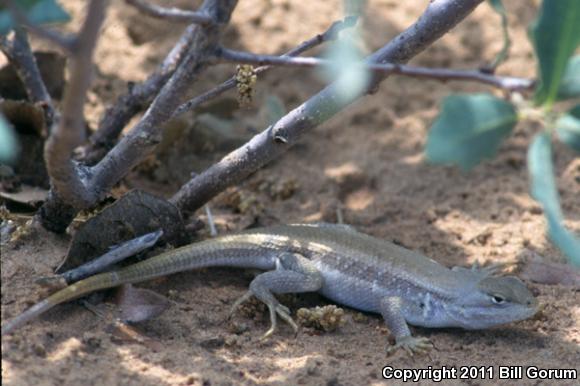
[228,253,323,340]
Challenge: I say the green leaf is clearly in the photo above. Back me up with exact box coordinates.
[0,0,70,35]
[530,0,580,106]
[556,104,580,152]
[0,113,19,163]
[557,55,580,100]
[0,0,40,11]
[487,0,511,68]
[528,133,580,267]
[320,28,370,104]
[528,133,562,217]
[487,0,505,13]
[426,93,517,170]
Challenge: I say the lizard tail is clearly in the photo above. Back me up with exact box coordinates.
[1,272,119,336]
[2,240,277,335]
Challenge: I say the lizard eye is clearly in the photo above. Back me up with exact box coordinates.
[491,294,505,304]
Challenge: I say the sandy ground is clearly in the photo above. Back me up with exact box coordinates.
[1,1,580,385]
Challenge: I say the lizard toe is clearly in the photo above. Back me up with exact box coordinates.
[227,291,253,320]
[387,336,433,357]
[277,304,291,315]
[260,301,280,340]
[260,326,276,340]
[259,302,297,339]
[275,304,298,333]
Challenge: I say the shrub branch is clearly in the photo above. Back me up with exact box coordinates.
[170,0,488,213]
[216,48,534,92]
[38,0,238,232]
[43,0,108,211]
[81,23,199,165]
[0,28,55,126]
[89,0,238,198]
[173,16,359,117]
[36,0,490,232]
[125,0,214,25]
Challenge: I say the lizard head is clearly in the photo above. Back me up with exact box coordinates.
[446,275,538,330]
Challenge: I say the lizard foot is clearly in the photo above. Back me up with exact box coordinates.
[386,336,433,356]
[261,303,298,340]
[227,290,299,340]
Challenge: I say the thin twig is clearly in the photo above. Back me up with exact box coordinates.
[0,28,55,126]
[173,16,358,117]
[173,78,236,117]
[44,0,108,209]
[170,0,487,213]
[81,23,199,165]
[216,48,535,92]
[126,0,213,25]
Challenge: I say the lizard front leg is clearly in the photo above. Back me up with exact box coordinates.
[379,296,433,356]
[229,253,323,339]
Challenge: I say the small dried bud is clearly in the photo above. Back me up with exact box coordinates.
[235,65,257,107]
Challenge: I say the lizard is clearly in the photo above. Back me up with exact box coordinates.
[1,223,539,355]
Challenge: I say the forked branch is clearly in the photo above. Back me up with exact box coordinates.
[43,0,109,209]
[35,0,490,234]
[173,16,358,117]
[38,0,239,232]
[81,23,200,165]
[170,0,488,213]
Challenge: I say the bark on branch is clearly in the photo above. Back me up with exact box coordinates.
[81,23,199,165]
[0,29,55,126]
[126,0,214,24]
[38,0,239,232]
[173,16,359,117]
[215,47,534,92]
[170,0,487,213]
[89,0,238,199]
[43,0,108,211]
